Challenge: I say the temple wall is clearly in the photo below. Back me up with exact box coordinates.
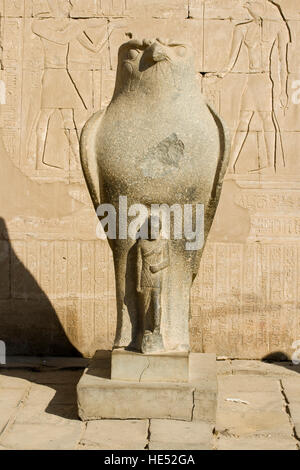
[0,0,300,358]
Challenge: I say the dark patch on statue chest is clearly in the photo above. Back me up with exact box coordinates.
[141,133,185,178]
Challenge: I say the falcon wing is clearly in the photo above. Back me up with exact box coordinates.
[80,108,105,211]
[205,104,231,239]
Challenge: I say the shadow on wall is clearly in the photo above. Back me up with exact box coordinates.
[0,217,81,356]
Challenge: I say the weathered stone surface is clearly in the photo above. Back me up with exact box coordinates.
[81,420,148,450]
[231,361,300,377]
[190,353,217,423]
[287,403,300,440]
[78,376,194,421]
[217,389,291,437]
[25,384,76,407]
[0,422,83,450]
[81,33,229,354]
[0,388,27,408]
[0,409,14,435]
[216,436,298,451]
[0,373,30,389]
[220,375,281,393]
[282,378,300,440]
[282,378,300,402]
[77,352,217,422]
[149,419,213,450]
[15,404,78,425]
[111,349,189,383]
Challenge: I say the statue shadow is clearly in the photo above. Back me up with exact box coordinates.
[261,352,300,375]
[0,365,85,420]
[0,217,85,421]
[0,217,81,357]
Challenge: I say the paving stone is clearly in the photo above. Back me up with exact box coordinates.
[0,388,28,433]
[15,404,79,425]
[31,370,84,385]
[216,391,292,437]
[149,419,213,450]
[0,373,31,389]
[0,388,27,408]
[282,378,300,403]
[231,361,300,377]
[216,435,298,450]
[287,402,300,440]
[0,409,14,434]
[81,420,148,450]
[26,384,76,406]
[0,422,84,450]
[219,375,281,393]
[0,370,34,381]
[4,357,89,369]
[78,445,102,450]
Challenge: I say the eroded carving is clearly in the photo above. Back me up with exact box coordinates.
[31,0,114,170]
[208,0,290,174]
[137,216,170,353]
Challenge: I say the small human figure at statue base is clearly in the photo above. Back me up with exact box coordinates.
[137,216,170,354]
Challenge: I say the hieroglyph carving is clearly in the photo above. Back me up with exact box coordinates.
[31,0,115,170]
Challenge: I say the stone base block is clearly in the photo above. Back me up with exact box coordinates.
[111,349,189,383]
[77,351,217,423]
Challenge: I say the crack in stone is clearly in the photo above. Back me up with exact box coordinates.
[77,421,88,450]
[144,419,151,450]
[138,359,150,383]
[279,379,300,445]
[191,389,195,421]
[0,381,32,442]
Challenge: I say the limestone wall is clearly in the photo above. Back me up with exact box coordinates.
[0,0,299,358]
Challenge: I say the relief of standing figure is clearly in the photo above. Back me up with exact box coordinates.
[208,0,290,174]
[137,216,170,354]
[31,0,115,170]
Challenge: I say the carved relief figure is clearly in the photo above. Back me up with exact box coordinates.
[137,216,170,353]
[31,0,113,170]
[211,0,290,174]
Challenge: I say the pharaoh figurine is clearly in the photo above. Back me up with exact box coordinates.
[137,216,170,353]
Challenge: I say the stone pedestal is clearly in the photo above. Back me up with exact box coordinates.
[77,351,217,423]
[111,349,189,383]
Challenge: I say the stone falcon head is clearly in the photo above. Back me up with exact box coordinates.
[112,38,196,97]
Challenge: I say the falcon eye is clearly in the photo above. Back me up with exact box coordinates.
[128,49,140,60]
[176,46,187,57]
